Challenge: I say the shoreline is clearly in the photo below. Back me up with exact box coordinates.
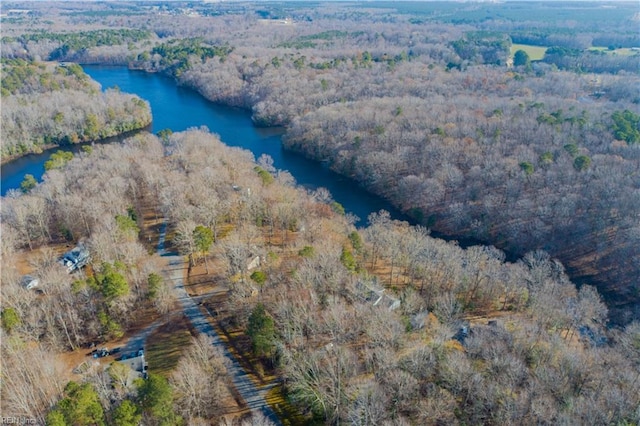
[1,143,60,166]
[7,62,633,326]
[117,65,639,325]
[0,123,152,167]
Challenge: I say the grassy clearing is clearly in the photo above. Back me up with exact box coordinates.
[589,47,639,56]
[510,44,638,62]
[510,43,548,61]
[145,316,193,376]
[215,319,268,383]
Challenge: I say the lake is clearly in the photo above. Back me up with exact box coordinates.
[1,66,408,226]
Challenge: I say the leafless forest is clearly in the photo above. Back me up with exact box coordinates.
[1,60,151,160]
[1,1,639,425]
[2,129,639,424]
[3,0,637,321]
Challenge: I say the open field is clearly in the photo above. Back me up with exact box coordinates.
[510,44,639,62]
[589,47,640,56]
[510,43,548,61]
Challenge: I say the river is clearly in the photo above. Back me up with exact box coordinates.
[1,65,408,226]
[3,65,631,321]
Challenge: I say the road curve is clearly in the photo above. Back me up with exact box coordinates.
[157,222,281,425]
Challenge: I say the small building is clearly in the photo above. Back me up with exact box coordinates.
[6,9,32,15]
[355,279,400,311]
[114,352,148,386]
[453,324,470,344]
[451,320,476,345]
[258,17,293,25]
[20,275,39,290]
[374,293,401,311]
[59,244,90,273]
[247,255,261,271]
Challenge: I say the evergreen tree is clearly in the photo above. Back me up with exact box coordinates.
[48,382,105,426]
[97,263,129,301]
[193,225,214,273]
[1,307,21,333]
[112,400,141,426]
[247,304,276,358]
[20,174,37,193]
[137,374,182,426]
[513,49,531,68]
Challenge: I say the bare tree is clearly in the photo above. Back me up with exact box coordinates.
[171,335,230,421]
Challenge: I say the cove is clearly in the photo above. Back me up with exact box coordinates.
[1,65,408,226]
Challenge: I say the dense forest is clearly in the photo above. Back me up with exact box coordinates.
[1,1,639,424]
[0,58,151,160]
[5,0,635,321]
[2,129,639,424]
[283,73,640,324]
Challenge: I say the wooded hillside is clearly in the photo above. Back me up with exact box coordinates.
[0,59,151,160]
[1,129,639,424]
[1,3,639,422]
[12,0,634,323]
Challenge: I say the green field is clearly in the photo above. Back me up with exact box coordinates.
[510,43,548,61]
[589,47,639,56]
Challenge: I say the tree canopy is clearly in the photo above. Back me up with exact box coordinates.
[136,374,182,426]
[247,304,276,358]
[513,49,531,68]
[47,382,105,426]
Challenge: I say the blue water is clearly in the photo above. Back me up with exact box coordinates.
[1,65,408,225]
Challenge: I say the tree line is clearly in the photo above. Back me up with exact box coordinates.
[1,28,152,62]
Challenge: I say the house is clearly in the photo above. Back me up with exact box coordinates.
[59,244,90,273]
[120,354,148,378]
[20,275,39,290]
[355,279,400,311]
[247,255,261,271]
[114,351,148,386]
